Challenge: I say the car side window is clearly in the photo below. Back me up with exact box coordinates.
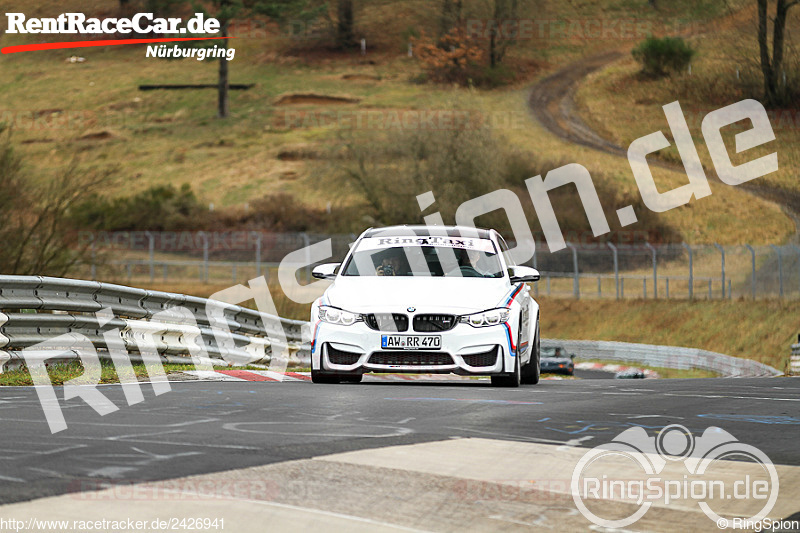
[497,236,515,267]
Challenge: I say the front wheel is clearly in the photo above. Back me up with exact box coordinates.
[311,367,363,384]
[491,346,521,388]
[521,321,540,385]
[311,369,340,384]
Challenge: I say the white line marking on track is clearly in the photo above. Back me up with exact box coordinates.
[489,515,541,527]
[664,393,800,402]
[609,413,685,419]
[222,421,414,439]
[557,436,594,451]
[444,426,577,446]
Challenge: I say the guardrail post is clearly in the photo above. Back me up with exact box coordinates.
[645,242,657,298]
[253,231,262,278]
[771,245,784,298]
[90,238,97,281]
[146,231,155,283]
[708,279,712,299]
[533,240,539,298]
[608,242,619,300]
[643,278,647,300]
[566,242,579,299]
[620,277,624,299]
[793,245,800,296]
[302,232,311,284]
[683,243,693,300]
[745,244,756,300]
[597,276,601,298]
[199,232,209,284]
[665,277,670,298]
[714,243,725,298]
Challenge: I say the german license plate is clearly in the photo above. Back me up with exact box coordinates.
[381,335,441,350]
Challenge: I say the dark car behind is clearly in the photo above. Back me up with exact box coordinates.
[540,346,574,375]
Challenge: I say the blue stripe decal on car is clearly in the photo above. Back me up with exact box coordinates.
[503,322,516,356]
[503,284,524,308]
[310,320,322,354]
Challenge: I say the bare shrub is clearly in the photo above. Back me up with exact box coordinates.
[0,127,115,276]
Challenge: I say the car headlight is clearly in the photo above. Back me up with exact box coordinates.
[460,308,510,327]
[318,305,360,326]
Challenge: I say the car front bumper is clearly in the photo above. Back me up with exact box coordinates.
[540,362,573,373]
[311,320,518,375]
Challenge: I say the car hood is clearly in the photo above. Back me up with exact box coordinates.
[323,277,513,313]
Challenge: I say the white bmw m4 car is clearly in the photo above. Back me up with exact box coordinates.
[309,225,541,387]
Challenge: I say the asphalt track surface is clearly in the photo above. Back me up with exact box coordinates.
[1,376,799,507]
[572,368,610,379]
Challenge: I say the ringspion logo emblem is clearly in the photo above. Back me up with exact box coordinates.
[571,424,779,528]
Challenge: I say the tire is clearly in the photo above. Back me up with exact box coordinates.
[311,367,341,384]
[492,346,521,388]
[521,322,540,385]
[311,367,363,384]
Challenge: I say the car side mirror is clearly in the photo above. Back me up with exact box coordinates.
[508,265,540,283]
[312,263,340,280]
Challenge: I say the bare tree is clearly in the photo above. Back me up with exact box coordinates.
[487,0,517,68]
[337,0,355,48]
[758,0,799,105]
[440,0,463,37]
[439,0,518,68]
[0,128,115,276]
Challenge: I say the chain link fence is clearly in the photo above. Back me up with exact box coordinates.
[79,231,800,300]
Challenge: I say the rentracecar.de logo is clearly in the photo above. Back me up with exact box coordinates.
[5,12,220,35]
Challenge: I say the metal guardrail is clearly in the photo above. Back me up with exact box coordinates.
[542,339,782,378]
[0,275,783,378]
[0,276,309,372]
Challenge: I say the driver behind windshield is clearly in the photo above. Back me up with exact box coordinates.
[454,247,498,277]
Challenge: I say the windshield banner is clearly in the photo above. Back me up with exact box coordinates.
[357,236,496,253]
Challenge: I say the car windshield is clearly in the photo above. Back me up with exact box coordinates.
[542,347,566,358]
[342,236,503,278]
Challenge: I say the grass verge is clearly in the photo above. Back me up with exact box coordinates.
[0,361,275,387]
[540,297,799,372]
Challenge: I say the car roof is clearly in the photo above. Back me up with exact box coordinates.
[362,225,494,240]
